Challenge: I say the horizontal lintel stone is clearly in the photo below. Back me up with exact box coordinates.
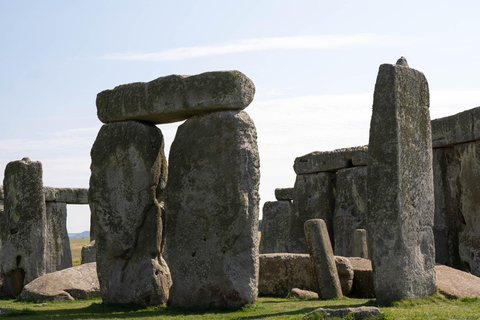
[431,106,480,148]
[294,146,368,174]
[44,187,88,204]
[274,187,294,201]
[96,70,255,124]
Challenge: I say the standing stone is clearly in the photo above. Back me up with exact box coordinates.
[0,158,46,296]
[165,110,260,308]
[353,229,369,258]
[81,241,96,264]
[89,121,171,305]
[290,173,335,253]
[367,58,436,301]
[304,219,342,299]
[333,166,367,257]
[45,202,72,272]
[259,201,291,254]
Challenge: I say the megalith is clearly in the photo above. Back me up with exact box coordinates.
[367,57,436,301]
[259,201,292,254]
[89,121,171,305]
[0,158,46,296]
[45,202,72,272]
[164,110,260,308]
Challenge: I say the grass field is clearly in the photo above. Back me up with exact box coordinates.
[1,293,480,319]
[69,238,90,266]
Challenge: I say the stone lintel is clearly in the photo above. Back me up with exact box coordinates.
[431,106,480,148]
[274,187,294,200]
[43,187,88,204]
[294,146,368,174]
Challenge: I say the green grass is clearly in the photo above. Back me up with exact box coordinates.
[69,238,90,266]
[1,293,480,319]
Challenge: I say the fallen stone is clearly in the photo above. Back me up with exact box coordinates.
[259,201,292,254]
[81,240,96,264]
[367,58,436,301]
[96,71,255,124]
[348,257,375,298]
[294,146,368,175]
[164,110,260,308]
[431,106,480,148]
[290,288,318,299]
[274,187,294,201]
[303,306,382,320]
[19,262,100,301]
[436,264,480,299]
[304,219,342,299]
[89,120,171,305]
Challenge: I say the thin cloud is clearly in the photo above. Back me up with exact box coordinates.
[102,34,414,62]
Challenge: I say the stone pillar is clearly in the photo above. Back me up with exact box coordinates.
[259,201,292,254]
[89,121,171,305]
[353,229,369,258]
[45,202,72,272]
[304,219,342,299]
[165,110,260,308]
[367,57,436,301]
[0,158,46,296]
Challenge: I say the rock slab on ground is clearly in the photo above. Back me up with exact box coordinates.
[19,262,100,301]
[290,288,318,299]
[436,264,480,299]
[96,71,255,124]
[303,306,382,320]
[164,110,260,308]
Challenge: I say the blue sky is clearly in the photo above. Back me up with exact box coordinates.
[1,0,480,233]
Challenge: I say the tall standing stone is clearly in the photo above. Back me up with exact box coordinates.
[165,110,260,308]
[0,158,46,296]
[45,202,72,272]
[367,58,436,301]
[89,120,171,305]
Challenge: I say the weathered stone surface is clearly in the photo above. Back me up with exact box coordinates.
[274,187,294,201]
[436,264,480,299]
[81,240,96,264]
[0,185,4,199]
[259,201,291,254]
[43,186,56,201]
[353,229,369,258]
[303,306,382,320]
[431,106,480,148]
[293,146,368,175]
[89,120,171,305]
[258,254,353,297]
[333,166,367,257]
[45,202,72,272]
[55,188,88,204]
[367,60,436,301]
[348,257,375,298]
[290,173,335,253]
[164,110,260,308]
[1,158,46,296]
[290,288,318,299]
[19,262,100,301]
[96,71,255,124]
[455,141,480,276]
[304,219,342,299]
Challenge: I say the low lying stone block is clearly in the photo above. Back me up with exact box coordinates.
[290,288,318,299]
[294,146,368,174]
[303,306,381,320]
[274,188,294,201]
[432,106,480,148]
[96,71,255,124]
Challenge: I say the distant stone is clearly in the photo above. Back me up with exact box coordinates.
[348,257,375,298]
[89,120,171,305]
[367,61,436,301]
[436,264,480,299]
[259,201,292,254]
[293,146,368,175]
[45,202,72,272]
[353,229,369,258]
[0,185,4,200]
[19,262,100,301]
[274,187,294,201]
[96,71,255,124]
[304,219,342,299]
[81,240,96,264]
[431,106,480,148]
[290,288,318,299]
[55,188,88,204]
[165,110,260,308]
[333,166,367,257]
[303,306,382,320]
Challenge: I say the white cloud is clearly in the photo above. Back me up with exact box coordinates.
[102,34,416,62]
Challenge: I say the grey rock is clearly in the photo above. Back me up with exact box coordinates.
[45,202,72,272]
[396,56,409,67]
[367,61,436,301]
[303,306,382,320]
[164,110,260,308]
[294,146,368,175]
[431,106,480,148]
[289,172,335,253]
[353,229,369,259]
[304,219,342,299]
[19,262,100,301]
[81,240,96,264]
[96,71,255,124]
[55,188,88,204]
[89,120,171,305]
[259,201,292,254]
[335,256,354,295]
[290,288,318,299]
[1,158,46,296]
[274,187,294,201]
[0,185,4,200]
[348,257,375,298]
[43,186,56,202]
[333,166,367,257]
